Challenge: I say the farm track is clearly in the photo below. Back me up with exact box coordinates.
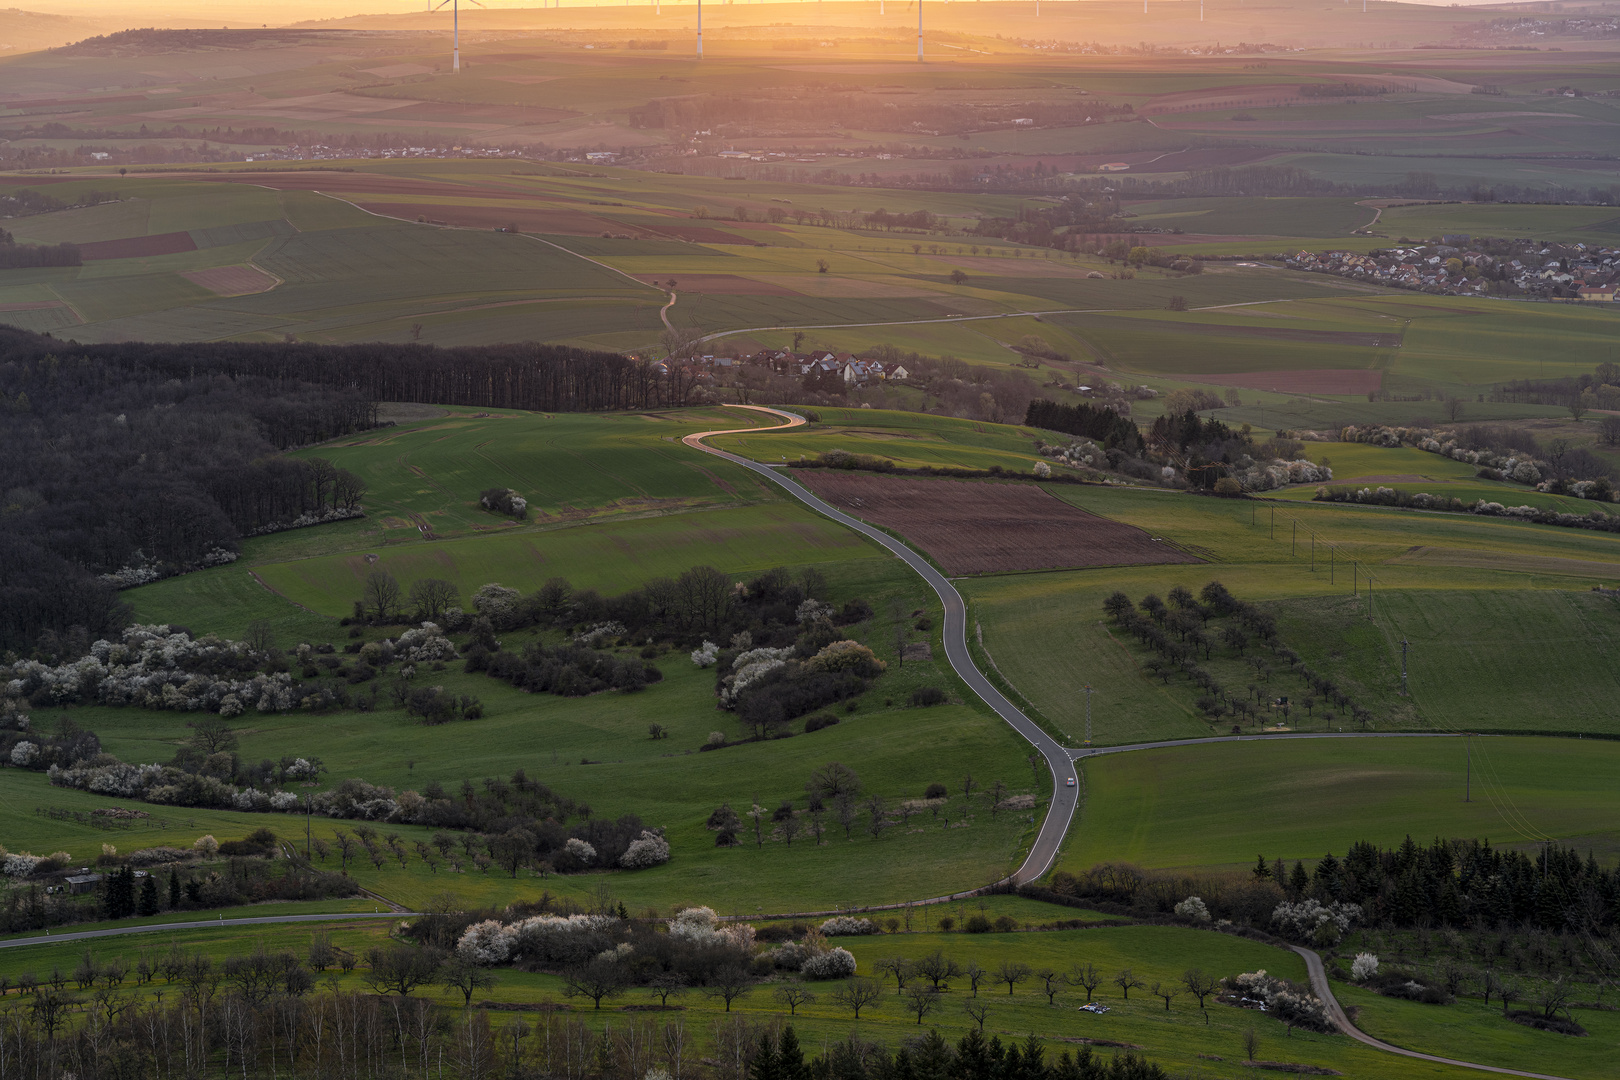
[682,405,1080,889]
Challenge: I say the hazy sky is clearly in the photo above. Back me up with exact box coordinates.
[25,0,1515,22]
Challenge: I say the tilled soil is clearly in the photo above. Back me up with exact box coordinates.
[795,472,1200,575]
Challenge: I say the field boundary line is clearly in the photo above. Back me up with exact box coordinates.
[1292,944,1578,1080]
[308,192,663,296]
[684,404,1079,888]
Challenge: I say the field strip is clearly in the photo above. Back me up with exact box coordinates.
[683,404,1080,888]
[698,293,1362,343]
[1069,730,1462,762]
[0,913,417,951]
[311,191,664,296]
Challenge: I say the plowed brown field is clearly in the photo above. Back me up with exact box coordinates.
[794,472,1199,575]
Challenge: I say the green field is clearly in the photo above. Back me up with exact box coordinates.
[1060,736,1620,874]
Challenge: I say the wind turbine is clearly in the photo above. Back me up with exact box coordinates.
[697,0,703,57]
[434,0,483,74]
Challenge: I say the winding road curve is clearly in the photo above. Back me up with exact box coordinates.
[681,405,1080,887]
[0,410,1577,1079]
[684,406,1579,1080]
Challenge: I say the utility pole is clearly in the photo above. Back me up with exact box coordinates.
[1083,684,1093,745]
[1399,638,1409,695]
[917,0,924,61]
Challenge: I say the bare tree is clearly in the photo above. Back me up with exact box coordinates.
[903,985,940,1025]
[409,578,459,621]
[835,793,860,841]
[809,762,861,802]
[1150,981,1179,1011]
[1113,967,1145,1000]
[647,971,688,1006]
[1181,968,1218,1008]
[1068,962,1102,1002]
[988,780,1007,816]
[703,965,753,1013]
[963,998,990,1032]
[563,958,626,1009]
[890,600,910,665]
[864,794,889,839]
[773,985,816,1016]
[961,773,978,803]
[912,950,961,990]
[1498,976,1522,1016]
[874,956,911,994]
[439,958,498,1006]
[997,959,1031,995]
[362,570,401,622]
[1242,1027,1260,1062]
[963,960,987,997]
[1536,976,1573,1021]
[1035,968,1063,1005]
[363,946,443,997]
[832,977,883,1019]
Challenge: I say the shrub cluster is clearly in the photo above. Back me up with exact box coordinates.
[479,487,528,519]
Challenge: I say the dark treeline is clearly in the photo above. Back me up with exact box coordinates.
[0,231,81,268]
[1023,399,1143,454]
[1053,837,1619,936]
[0,330,377,654]
[0,327,692,415]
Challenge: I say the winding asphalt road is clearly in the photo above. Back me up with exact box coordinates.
[682,405,1080,887]
[0,412,1575,1079]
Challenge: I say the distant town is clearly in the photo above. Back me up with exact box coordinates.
[1286,236,1618,301]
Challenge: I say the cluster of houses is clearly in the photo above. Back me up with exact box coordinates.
[648,350,911,385]
[1286,236,1619,301]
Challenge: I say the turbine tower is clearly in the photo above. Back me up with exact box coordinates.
[917,0,923,61]
[434,0,484,74]
[697,0,703,57]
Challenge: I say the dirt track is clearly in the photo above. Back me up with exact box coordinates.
[793,472,1199,575]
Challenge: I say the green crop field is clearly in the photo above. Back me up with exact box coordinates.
[1060,737,1620,874]
[1120,197,1376,238]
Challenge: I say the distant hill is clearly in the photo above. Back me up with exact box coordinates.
[0,8,115,54]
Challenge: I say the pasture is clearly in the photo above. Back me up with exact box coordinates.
[1060,736,1620,874]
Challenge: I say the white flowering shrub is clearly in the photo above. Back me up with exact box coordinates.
[690,641,719,667]
[668,906,719,941]
[269,791,301,811]
[1033,461,1052,478]
[819,916,878,936]
[285,758,321,781]
[9,741,38,767]
[1271,899,1362,939]
[795,599,835,624]
[5,624,296,714]
[397,622,457,663]
[472,584,522,629]
[248,507,362,537]
[573,622,627,648]
[0,851,45,878]
[194,834,219,857]
[564,837,596,865]
[1351,953,1379,981]
[232,789,271,812]
[1225,969,1331,1030]
[457,920,516,965]
[218,694,244,718]
[620,829,671,869]
[1174,896,1211,923]
[801,947,858,979]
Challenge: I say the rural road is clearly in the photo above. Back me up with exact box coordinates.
[1292,945,1578,1080]
[683,405,1080,887]
[685,409,1572,1080]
